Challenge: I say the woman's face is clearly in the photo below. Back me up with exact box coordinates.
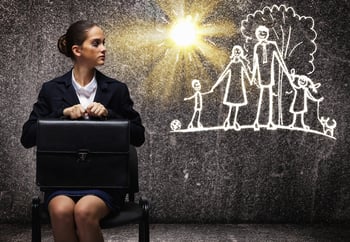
[77,26,106,67]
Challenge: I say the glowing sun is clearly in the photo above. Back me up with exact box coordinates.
[170,15,199,47]
[108,0,236,100]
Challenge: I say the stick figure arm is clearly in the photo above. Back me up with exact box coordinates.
[273,44,292,83]
[306,89,323,102]
[251,49,259,85]
[289,78,298,89]
[210,78,222,91]
[241,62,252,84]
[211,63,231,91]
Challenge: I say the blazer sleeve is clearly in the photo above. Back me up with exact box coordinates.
[21,83,64,148]
[107,83,145,147]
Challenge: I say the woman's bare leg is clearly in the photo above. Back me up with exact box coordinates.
[74,195,110,242]
[48,195,78,242]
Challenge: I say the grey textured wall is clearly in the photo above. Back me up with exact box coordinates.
[1,0,349,223]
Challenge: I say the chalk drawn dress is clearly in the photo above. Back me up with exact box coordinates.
[221,60,249,107]
[289,85,307,113]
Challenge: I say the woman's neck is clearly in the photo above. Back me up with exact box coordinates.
[73,65,95,87]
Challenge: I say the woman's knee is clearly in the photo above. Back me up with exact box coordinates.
[74,203,99,227]
[74,196,108,227]
[48,196,75,222]
[75,205,95,224]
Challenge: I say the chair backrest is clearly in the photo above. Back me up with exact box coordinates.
[36,119,131,190]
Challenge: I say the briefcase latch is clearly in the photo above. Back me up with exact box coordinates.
[77,150,89,163]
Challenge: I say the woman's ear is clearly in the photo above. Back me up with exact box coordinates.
[72,45,81,57]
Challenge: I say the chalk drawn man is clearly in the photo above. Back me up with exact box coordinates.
[289,68,323,130]
[184,79,210,129]
[251,25,292,130]
[210,45,251,130]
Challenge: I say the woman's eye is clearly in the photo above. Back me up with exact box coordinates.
[92,41,99,47]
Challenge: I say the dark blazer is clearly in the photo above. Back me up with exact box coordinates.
[21,69,145,148]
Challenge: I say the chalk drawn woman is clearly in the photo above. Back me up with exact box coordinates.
[210,45,251,130]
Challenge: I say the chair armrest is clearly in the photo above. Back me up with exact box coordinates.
[32,196,41,218]
[139,197,150,217]
[32,196,41,205]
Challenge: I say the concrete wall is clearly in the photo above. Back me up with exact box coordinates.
[1,0,349,223]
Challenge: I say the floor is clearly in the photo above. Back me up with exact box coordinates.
[0,223,349,242]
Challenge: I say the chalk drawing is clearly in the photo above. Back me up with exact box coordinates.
[251,25,293,131]
[170,4,336,140]
[288,68,323,130]
[184,79,211,129]
[209,45,252,131]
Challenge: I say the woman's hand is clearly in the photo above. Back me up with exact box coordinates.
[63,104,85,119]
[86,102,108,117]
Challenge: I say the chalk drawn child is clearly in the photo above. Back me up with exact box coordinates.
[184,79,210,129]
[289,68,323,130]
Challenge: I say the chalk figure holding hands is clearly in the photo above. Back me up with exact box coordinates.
[210,45,251,130]
[184,79,210,129]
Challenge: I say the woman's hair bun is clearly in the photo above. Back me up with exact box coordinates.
[57,20,97,59]
[57,34,69,57]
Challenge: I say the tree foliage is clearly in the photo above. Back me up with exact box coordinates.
[240,5,317,75]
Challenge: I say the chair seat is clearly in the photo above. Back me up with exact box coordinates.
[101,202,144,228]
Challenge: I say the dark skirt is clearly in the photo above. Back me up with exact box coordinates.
[44,189,126,214]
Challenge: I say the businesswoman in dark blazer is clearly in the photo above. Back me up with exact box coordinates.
[21,20,145,242]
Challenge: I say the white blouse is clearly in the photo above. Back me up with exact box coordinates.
[72,72,97,118]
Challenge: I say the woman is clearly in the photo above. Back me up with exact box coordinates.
[21,20,145,242]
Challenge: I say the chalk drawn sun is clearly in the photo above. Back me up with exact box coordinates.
[108,0,236,100]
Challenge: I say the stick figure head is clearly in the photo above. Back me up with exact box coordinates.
[255,25,269,41]
[192,79,201,91]
[231,45,243,59]
[297,77,308,88]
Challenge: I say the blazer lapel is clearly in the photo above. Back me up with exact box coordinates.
[61,70,80,106]
[94,71,111,105]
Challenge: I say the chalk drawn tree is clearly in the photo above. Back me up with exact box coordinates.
[240,5,317,125]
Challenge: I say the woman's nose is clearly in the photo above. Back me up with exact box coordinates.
[101,44,106,53]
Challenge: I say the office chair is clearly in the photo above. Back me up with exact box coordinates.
[31,145,150,242]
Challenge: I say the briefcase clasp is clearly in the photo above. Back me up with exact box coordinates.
[77,150,89,163]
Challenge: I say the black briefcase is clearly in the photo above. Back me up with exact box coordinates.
[36,119,130,190]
